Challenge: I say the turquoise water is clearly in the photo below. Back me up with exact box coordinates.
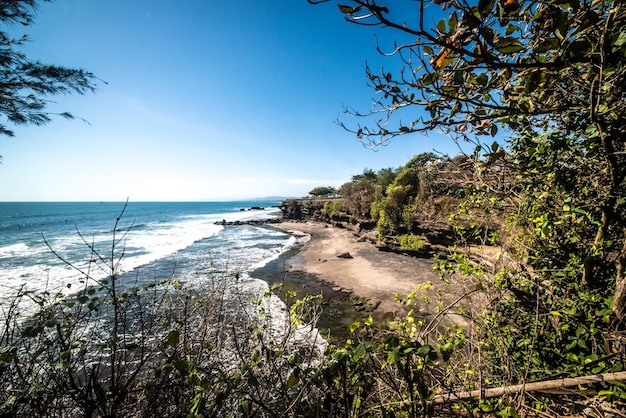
[0,201,290,300]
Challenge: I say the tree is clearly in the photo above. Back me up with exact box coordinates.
[309,186,337,197]
[374,166,398,196]
[370,153,443,235]
[0,1,99,142]
[309,0,626,317]
[339,168,379,218]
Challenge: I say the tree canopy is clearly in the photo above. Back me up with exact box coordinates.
[306,1,626,405]
[311,0,626,317]
[311,0,625,149]
[308,186,337,197]
[0,0,99,141]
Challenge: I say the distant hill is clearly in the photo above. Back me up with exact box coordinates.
[248,196,292,202]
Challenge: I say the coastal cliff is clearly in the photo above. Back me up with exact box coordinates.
[279,198,469,258]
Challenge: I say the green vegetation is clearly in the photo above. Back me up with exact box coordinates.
[310,0,626,414]
[320,199,338,220]
[2,0,625,415]
[398,234,424,252]
[308,186,337,198]
[321,0,626,317]
[0,205,329,417]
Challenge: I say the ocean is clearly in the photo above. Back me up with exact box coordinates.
[0,201,301,317]
[0,201,330,408]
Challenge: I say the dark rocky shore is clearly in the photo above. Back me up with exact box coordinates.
[252,249,381,343]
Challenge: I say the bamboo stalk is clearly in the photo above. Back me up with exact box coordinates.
[432,371,626,404]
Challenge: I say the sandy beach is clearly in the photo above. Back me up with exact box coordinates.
[269,220,444,327]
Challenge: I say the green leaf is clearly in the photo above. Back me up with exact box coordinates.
[437,18,446,33]
[505,24,519,35]
[287,373,299,388]
[613,31,626,48]
[191,394,206,415]
[384,334,400,348]
[1,395,17,410]
[333,349,348,362]
[603,67,615,77]
[537,38,560,53]
[21,326,42,338]
[416,345,433,357]
[440,342,454,361]
[167,330,180,348]
[349,321,360,333]
[475,73,489,86]
[29,383,45,393]
[402,345,416,354]
[494,37,524,54]
[353,343,367,361]
[478,0,495,16]
[387,349,400,365]
[0,346,17,363]
[422,72,437,86]
[564,39,594,57]
[337,4,364,15]
[286,354,298,367]
[448,12,458,31]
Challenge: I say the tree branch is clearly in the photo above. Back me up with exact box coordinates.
[432,371,626,404]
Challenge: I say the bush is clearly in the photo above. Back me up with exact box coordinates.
[0,206,328,417]
[398,234,424,251]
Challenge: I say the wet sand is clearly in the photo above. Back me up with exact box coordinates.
[259,220,446,341]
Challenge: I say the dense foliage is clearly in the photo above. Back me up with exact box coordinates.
[308,186,337,198]
[313,0,626,318]
[306,0,626,413]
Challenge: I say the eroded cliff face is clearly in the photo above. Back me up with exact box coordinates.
[280,198,371,232]
[280,198,422,253]
[279,197,504,270]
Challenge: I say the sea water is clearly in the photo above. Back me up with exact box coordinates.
[0,201,315,327]
[0,201,291,295]
[0,200,327,378]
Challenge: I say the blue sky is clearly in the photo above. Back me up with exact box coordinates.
[0,0,463,201]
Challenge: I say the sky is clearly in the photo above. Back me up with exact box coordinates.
[0,0,464,201]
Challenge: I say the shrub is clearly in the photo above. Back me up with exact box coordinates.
[0,205,328,417]
[398,234,424,251]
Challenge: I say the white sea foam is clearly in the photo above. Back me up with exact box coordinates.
[223,274,328,367]
[287,230,311,244]
[0,207,280,305]
[2,204,329,375]
[0,242,31,257]
[247,234,298,271]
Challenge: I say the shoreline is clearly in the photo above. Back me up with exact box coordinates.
[257,220,443,341]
